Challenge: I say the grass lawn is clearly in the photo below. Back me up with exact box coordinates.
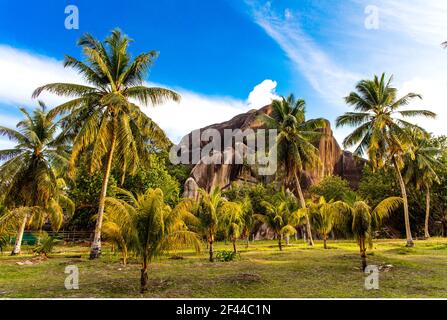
[0,238,446,298]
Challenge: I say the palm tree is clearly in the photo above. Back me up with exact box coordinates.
[0,103,73,255]
[337,196,403,270]
[259,95,326,246]
[33,29,180,259]
[303,197,343,249]
[220,201,244,253]
[403,130,441,238]
[336,73,436,247]
[101,187,200,292]
[255,190,303,251]
[190,188,241,262]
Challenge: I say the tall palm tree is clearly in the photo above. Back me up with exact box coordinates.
[101,187,200,292]
[255,190,303,251]
[336,73,436,247]
[0,103,73,255]
[33,29,180,259]
[403,130,441,238]
[337,196,402,270]
[259,95,326,246]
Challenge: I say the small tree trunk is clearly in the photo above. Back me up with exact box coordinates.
[359,237,367,271]
[122,245,128,266]
[232,240,237,253]
[209,240,214,262]
[424,186,431,239]
[285,234,290,246]
[11,214,28,256]
[294,173,314,246]
[278,234,282,251]
[90,133,117,259]
[323,234,328,249]
[246,236,249,248]
[393,158,414,247]
[140,256,149,293]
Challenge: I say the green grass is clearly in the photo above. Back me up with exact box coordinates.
[0,238,446,298]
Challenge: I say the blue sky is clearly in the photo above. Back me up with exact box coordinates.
[0,0,446,147]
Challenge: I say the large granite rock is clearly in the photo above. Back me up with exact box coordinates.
[181,105,366,198]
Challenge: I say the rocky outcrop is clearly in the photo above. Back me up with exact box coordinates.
[181,105,366,198]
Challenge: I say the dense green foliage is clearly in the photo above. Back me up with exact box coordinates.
[310,176,356,201]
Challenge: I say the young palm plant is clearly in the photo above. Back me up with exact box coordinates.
[220,201,244,253]
[337,196,403,270]
[33,29,181,259]
[403,129,441,238]
[336,73,436,247]
[102,188,200,292]
[0,103,73,255]
[303,197,344,249]
[258,95,326,246]
[256,190,303,251]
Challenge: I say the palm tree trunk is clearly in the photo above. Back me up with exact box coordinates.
[393,158,414,247]
[209,238,214,262]
[360,237,367,271]
[90,134,117,259]
[122,244,128,266]
[424,186,431,239]
[294,173,314,246]
[232,240,237,253]
[323,234,328,249]
[140,256,149,293]
[285,234,290,245]
[11,214,28,256]
[278,234,282,251]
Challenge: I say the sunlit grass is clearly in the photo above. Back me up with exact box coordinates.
[0,238,446,298]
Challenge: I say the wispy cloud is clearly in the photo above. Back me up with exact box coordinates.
[245,0,446,138]
[247,1,360,108]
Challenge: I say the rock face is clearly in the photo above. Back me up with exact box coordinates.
[182,105,366,198]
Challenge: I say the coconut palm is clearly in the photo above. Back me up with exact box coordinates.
[0,103,73,255]
[403,130,441,238]
[190,188,243,262]
[337,196,402,270]
[336,73,436,247]
[220,201,245,253]
[255,190,303,251]
[303,197,344,249]
[259,95,326,246]
[33,29,180,259]
[101,187,200,292]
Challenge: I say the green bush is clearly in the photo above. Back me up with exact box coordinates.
[215,250,240,262]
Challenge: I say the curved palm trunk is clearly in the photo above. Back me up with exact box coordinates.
[424,186,431,239]
[11,214,28,256]
[294,173,314,246]
[90,134,117,259]
[393,158,414,247]
[140,255,149,293]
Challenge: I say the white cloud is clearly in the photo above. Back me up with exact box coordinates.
[247,79,280,109]
[0,44,278,144]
